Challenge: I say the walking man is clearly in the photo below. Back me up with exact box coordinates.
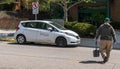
[95,17,116,63]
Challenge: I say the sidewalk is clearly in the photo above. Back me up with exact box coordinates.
[80,30,120,49]
[0,30,15,40]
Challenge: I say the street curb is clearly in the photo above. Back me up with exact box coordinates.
[0,33,14,40]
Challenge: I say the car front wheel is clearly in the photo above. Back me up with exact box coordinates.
[16,35,26,44]
[56,37,67,47]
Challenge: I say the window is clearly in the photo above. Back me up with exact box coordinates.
[37,22,48,30]
[25,22,37,28]
[37,22,58,31]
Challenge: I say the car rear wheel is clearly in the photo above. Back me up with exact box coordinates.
[17,35,26,44]
[56,37,67,47]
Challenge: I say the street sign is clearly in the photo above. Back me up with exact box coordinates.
[32,1,39,20]
[32,2,39,14]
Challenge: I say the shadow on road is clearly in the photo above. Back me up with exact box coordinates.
[80,60,104,64]
[7,42,78,48]
[6,42,120,50]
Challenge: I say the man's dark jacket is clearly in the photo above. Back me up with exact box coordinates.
[95,23,116,42]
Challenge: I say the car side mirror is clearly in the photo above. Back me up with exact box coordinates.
[48,27,53,32]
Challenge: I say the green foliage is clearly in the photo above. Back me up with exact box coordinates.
[78,6,106,27]
[50,3,63,19]
[0,0,14,4]
[0,3,14,11]
[19,0,50,11]
[64,22,97,38]
[64,22,77,29]
[90,12,105,27]
[73,23,96,38]
[40,4,50,11]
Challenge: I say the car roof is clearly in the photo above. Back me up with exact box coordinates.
[20,20,52,24]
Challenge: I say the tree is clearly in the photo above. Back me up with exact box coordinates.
[49,0,92,22]
[0,0,14,11]
[0,0,14,4]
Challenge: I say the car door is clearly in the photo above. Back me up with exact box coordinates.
[36,22,56,43]
[23,22,38,42]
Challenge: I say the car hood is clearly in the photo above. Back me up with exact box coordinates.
[61,30,79,36]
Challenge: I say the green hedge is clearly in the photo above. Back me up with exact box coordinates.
[64,22,77,30]
[0,3,14,11]
[64,22,97,38]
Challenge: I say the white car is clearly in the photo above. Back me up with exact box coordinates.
[14,20,80,46]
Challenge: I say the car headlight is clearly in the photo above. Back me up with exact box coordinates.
[65,32,80,39]
[65,32,76,37]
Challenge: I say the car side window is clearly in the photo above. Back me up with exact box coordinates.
[36,22,58,31]
[26,22,37,28]
[46,24,58,32]
[37,22,47,30]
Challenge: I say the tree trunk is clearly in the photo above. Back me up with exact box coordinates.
[63,0,68,22]
[14,0,21,11]
[64,8,68,22]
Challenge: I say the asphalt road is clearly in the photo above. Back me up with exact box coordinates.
[0,41,120,69]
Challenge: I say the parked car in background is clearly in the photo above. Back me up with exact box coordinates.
[14,20,80,47]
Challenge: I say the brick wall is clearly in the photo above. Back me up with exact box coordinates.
[110,0,120,21]
[69,5,78,21]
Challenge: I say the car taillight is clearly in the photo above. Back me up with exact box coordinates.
[16,26,19,31]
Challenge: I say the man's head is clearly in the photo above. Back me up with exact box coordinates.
[104,17,110,23]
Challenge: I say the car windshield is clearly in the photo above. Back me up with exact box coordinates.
[51,22,67,30]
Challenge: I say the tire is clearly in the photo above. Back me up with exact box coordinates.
[56,37,67,47]
[16,35,26,44]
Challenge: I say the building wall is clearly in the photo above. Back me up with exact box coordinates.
[69,5,78,21]
[69,1,120,22]
[69,2,107,22]
[110,0,120,21]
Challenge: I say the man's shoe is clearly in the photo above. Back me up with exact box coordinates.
[103,57,108,63]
